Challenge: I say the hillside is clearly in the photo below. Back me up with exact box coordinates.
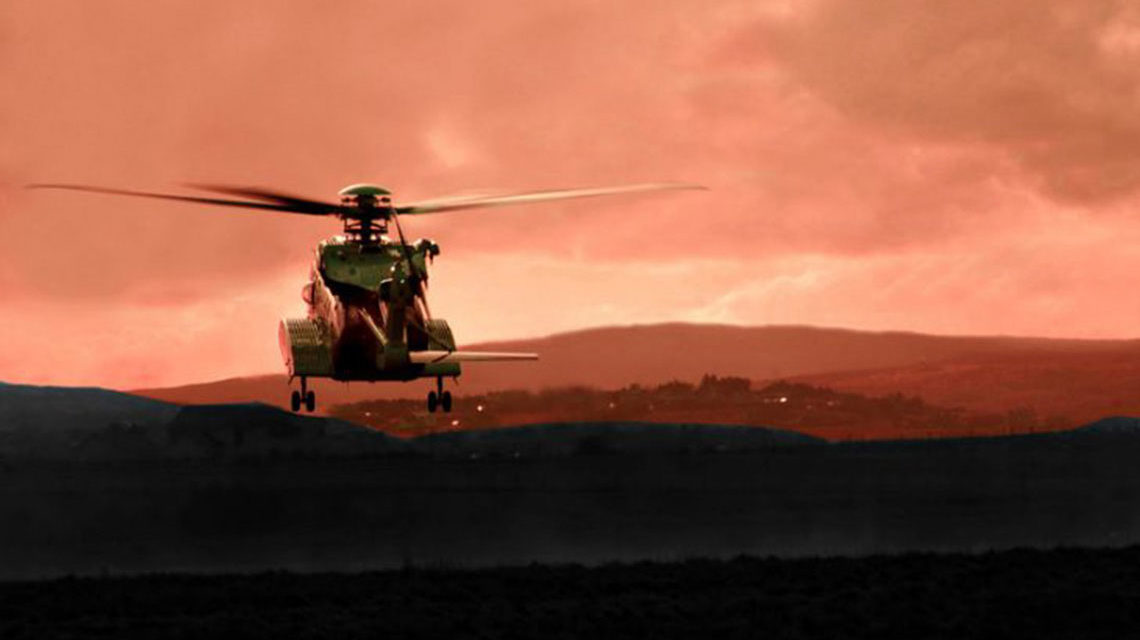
[331,377,1045,441]
[5,410,1140,578]
[131,323,1140,412]
[797,347,1140,423]
[0,381,822,461]
[0,379,1122,463]
[0,381,178,430]
[8,380,1140,578]
[0,382,404,461]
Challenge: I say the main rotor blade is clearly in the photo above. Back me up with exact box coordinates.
[186,184,342,215]
[28,184,337,216]
[395,182,706,215]
[389,190,501,210]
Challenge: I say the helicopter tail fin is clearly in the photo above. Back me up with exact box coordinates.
[409,351,538,364]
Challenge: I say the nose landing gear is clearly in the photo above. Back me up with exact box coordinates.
[290,377,316,413]
[427,377,452,413]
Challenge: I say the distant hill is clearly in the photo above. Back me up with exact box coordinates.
[7,379,1140,464]
[6,391,1140,577]
[0,382,400,460]
[0,382,823,460]
[130,323,1140,411]
[797,346,1140,423]
[10,380,1140,580]
[332,378,1022,441]
[0,382,177,459]
[1064,416,1140,436]
[0,381,178,431]
[413,421,823,457]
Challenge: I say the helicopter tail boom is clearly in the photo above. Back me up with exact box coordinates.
[408,351,539,364]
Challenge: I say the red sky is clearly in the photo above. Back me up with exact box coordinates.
[4,1,1140,389]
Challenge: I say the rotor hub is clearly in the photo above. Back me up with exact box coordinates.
[336,184,395,243]
[338,184,391,199]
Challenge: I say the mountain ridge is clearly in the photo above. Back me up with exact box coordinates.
[121,323,1140,417]
[4,379,1140,463]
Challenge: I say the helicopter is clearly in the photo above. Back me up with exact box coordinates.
[31,181,704,412]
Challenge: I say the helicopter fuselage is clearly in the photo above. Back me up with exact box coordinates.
[278,235,459,383]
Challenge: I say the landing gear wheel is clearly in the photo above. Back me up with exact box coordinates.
[427,391,439,413]
[290,390,301,412]
[305,390,316,412]
[441,390,452,413]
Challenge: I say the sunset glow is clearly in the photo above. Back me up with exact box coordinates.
[5,1,1140,388]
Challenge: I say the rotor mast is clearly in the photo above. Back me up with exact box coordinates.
[338,184,393,244]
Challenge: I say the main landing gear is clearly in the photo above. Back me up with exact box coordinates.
[427,376,452,413]
[290,376,316,413]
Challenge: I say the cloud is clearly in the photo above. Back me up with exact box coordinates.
[688,210,1140,339]
[761,0,1140,203]
[4,1,1140,387]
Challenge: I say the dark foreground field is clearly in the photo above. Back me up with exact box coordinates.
[6,418,1140,579]
[4,546,1140,639]
[7,381,1140,586]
